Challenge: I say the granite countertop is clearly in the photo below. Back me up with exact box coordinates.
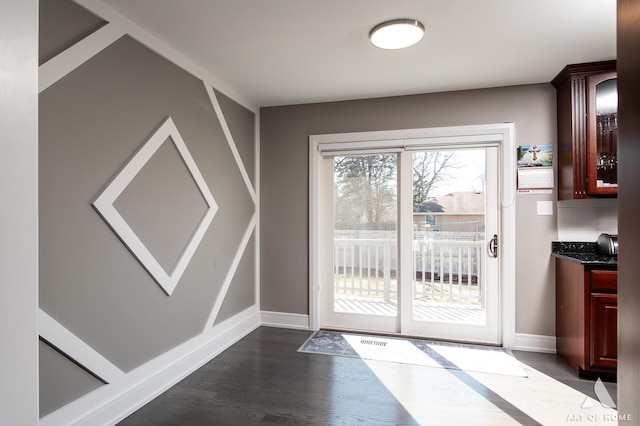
[551,241,618,266]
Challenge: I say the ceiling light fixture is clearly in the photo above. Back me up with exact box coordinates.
[370,19,425,50]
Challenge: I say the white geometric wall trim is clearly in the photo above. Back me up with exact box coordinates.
[39,1,260,423]
[39,22,125,93]
[93,116,218,296]
[203,81,257,204]
[39,309,125,384]
[39,307,260,426]
[204,213,257,331]
[74,0,257,112]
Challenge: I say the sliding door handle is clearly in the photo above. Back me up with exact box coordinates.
[488,234,498,258]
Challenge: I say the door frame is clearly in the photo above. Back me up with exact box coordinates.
[309,123,516,347]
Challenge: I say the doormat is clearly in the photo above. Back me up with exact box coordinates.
[298,330,527,377]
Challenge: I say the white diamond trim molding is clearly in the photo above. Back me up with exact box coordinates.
[93,116,218,296]
[39,309,125,384]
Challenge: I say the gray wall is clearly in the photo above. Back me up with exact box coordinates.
[39,339,104,416]
[0,1,39,424]
[260,84,558,337]
[38,0,256,417]
[39,0,105,65]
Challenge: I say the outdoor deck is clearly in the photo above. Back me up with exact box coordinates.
[332,233,487,326]
[334,296,485,325]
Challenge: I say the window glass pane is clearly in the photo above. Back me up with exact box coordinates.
[412,149,487,325]
[333,154,398,316]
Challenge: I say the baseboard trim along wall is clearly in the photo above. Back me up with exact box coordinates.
[512,333,557,354]
[39,306,261,426]
[260,311,311,330]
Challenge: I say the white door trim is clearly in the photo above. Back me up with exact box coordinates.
[309,123,516,347]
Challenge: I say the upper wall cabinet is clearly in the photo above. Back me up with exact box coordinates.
[552,61,617,199]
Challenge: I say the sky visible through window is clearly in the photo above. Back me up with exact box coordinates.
[429,149,486,198]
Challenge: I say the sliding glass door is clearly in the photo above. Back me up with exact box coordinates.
[400,147,500,343]
[321,144,501,344]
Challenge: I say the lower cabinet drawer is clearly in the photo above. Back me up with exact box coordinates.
[590,270,617,292]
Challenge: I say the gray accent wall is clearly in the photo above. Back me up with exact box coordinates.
[39,1,256,417]
[260,84,558,337]
[216,88,257,187]
[39,340,105,417]
[40,34,252,370]
[215,235,256,325]
[39,0,106,65]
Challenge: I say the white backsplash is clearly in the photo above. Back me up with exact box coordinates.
[557,198,618,242]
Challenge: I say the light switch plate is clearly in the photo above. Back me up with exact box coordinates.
[537,201,554,216]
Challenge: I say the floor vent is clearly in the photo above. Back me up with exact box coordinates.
[361,339,387,347]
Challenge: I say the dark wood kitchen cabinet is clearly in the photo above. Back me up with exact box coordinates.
[555,259,617,379]
[590,292,618,370]
[552,60,617,200]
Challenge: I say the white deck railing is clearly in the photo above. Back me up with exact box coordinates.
[413,239,484,306]
[334,238,396,302]
[333,235,484,306]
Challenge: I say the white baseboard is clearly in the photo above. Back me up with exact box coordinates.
[512,333,557,353]
[260,310,310,330]
[40,306,261,426]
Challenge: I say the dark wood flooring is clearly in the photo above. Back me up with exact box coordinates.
[118,327,617,425]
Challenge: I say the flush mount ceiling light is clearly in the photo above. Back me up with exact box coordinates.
[370,19,425,50]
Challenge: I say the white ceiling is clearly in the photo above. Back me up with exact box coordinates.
[104,0,616,108]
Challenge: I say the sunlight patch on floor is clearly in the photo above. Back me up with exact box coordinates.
[427,344,525,377]
[466,362,619,425]
[362,360,517,425]
[359,354,619,425]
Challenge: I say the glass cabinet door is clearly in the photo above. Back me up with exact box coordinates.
[587,71,618,196]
